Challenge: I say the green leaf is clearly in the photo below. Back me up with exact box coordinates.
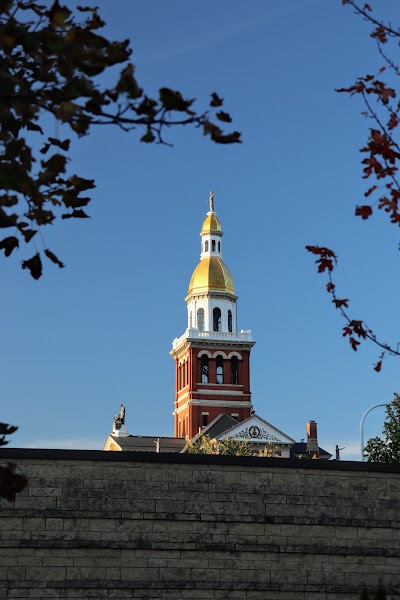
[70,175,95,191]
[141,129,155,143]
[42,153,67,174]
[21,229,37,243]
[0,236,19,256]
[61,209,89,219]
[116,63,142,98]
[159,87,194,112]
[48,137,70,151]
[48,0,72,28]
[210,92,223,107]
[45,248,64,268]
[21,253,42,279]
[216,110,232,123]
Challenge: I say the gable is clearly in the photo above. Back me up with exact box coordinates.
[216,414,295,445]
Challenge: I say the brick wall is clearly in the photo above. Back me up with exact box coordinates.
[1,449,400,599]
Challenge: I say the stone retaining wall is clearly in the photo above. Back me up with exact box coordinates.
[1,449,400,599]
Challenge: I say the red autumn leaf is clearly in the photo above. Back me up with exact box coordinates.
[349,337,360,351]
[374,360,382,372]
[326,282,335,292]
[364,3,372,11]
[390,212,400,225]
[318,258,334,273]
[364,185,377,197]
[371,25,387,44]
[355,205,373,219]
[380,87,395,104]
[388,113,399,130]
[351,320,366,338]
[343,326,353,337]
[333,298,349,309]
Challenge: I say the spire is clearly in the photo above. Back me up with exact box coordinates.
[209,190,215,212]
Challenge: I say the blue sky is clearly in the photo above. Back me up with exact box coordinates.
[2,0,400,460]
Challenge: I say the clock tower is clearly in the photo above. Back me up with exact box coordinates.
[170,192,255,439]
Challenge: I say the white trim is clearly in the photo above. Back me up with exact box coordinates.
[191,400,252,408]
[197,350,212,358]
[175,399,252,414]
[198,383,243,388]
[212,351,228,359]
[195,389,245,396]
[227,351,242,360]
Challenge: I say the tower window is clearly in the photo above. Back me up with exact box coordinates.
[213,307,221,332]
[218,241,221,252]
[201,355,209,383]
[212,239,216,251]
[216,355,224,384]
[205,240,209,252]
[190,311,192,327]
[228,310,232,333]
[197,308,205,331]
[231,356,239,385]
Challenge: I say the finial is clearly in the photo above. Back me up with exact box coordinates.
[209,190,215,212]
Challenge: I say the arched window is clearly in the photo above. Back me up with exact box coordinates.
[197,308,205,331]
[213,307,221,332]
[231,356,239,385]
[218,241,221,252]
[228,310,232,333]
[205,240,209,252]
[216,355,224,384]
[201,355,209,383]
[212,239,216,251]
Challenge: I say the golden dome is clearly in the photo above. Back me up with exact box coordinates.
[201,213,222,235]
[188,257,235,295]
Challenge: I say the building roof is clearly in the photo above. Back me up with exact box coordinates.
[202,413,239,439]
[105,435,186,453]
[219,413,296,445]
[201,211,222,235]
[188,256,235,295]
[290,442,332,459]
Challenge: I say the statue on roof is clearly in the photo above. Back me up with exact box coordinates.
[209,190,214,212]
[113,404,126,431]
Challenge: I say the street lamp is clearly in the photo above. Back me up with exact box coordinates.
[360,403,389,461]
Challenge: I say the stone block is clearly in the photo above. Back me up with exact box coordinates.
[0,517,23,530]
[28,463,71,478]
[89,518,116,532]
[123,567,160,581]
[15,497,57,510]
[25,566,66,581]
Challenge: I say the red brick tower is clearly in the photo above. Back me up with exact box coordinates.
[170,192,255,439]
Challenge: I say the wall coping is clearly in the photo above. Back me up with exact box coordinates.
[1,448,400,473]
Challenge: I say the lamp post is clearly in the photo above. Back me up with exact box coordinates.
[360,403,389,461]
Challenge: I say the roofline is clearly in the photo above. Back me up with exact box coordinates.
[0,447,398,473]
[219,414,296,444]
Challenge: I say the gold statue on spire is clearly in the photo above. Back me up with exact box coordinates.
[209,190,215,212]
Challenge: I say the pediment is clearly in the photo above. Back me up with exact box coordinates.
[216,414,295,445]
